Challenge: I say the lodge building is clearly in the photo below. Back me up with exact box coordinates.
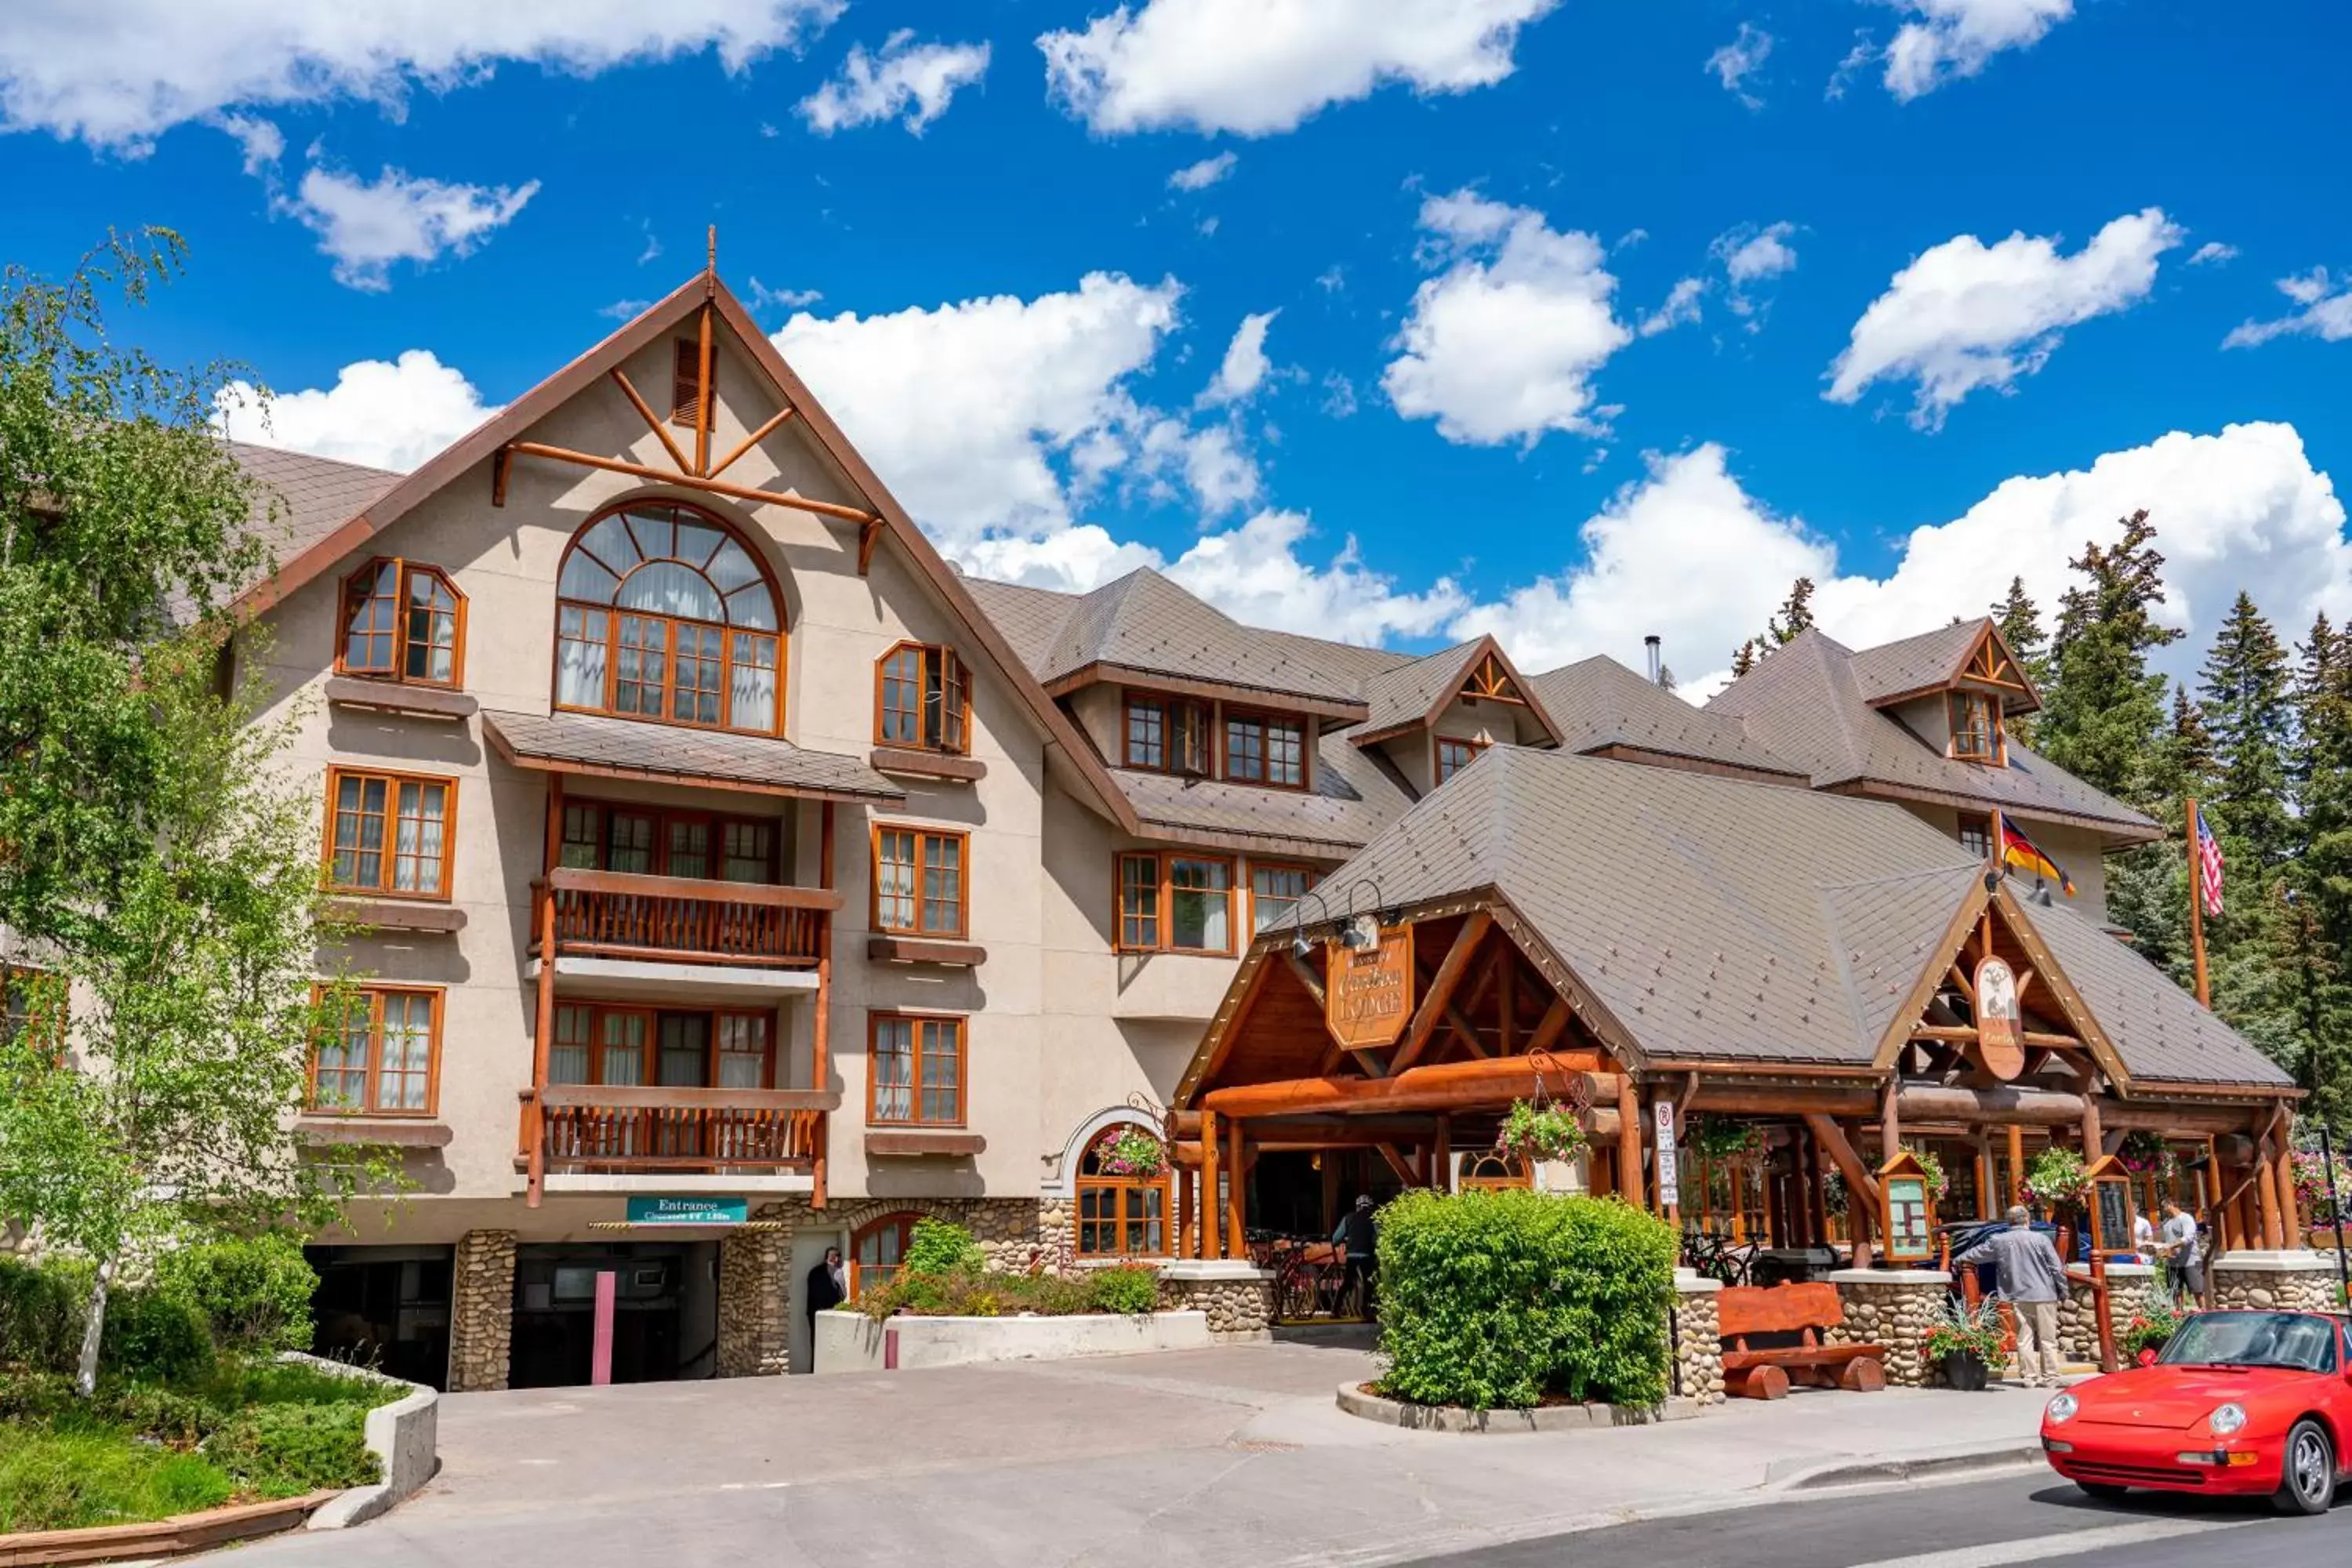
[150,263,2303,1389]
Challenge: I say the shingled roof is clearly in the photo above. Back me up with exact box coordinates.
[230,441,403,590]
[1022,566,1372,708]
[1706,628,2159,843]
[1528,655,1807,782]
[481,709,903,804]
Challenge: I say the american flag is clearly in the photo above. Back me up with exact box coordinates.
[2195,806,2225,917]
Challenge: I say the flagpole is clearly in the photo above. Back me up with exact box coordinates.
[2186,795,2212,1010]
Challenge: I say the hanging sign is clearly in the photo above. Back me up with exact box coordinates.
[1326,926,1415,1050]
[1973,955,2024,1080]
[1653,1100,1679,1190]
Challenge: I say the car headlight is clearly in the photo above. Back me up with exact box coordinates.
[2209,1403,2247,1436]
[2045,1392,2078,1425]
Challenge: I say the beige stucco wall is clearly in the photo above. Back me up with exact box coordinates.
[1892,801,2112,926]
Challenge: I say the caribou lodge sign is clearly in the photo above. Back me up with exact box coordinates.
[1326,926,1415,1050]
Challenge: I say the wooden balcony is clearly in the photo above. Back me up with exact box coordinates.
[539,866,838,969]
[523,1084,833,1174]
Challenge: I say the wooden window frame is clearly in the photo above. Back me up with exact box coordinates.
[1247,861,1319,936]
[551,503,787,739]
[866,1011,968,1128]
[1220,706,1308,790]
[546,1000,777,1089]
[873,641,971,755]
[308,985,444,1118]
[849,1211,921,1296]
[1957,814,1992,861]
[869,824,971,940]
[1121,692,1211,776]
[1949,690,2002,764]
[336,557,467,688]
[557,797,782,884]
[1436,735,1487,785]
[1112,850,1237,956]
[323,766,458,902]
[1075,1123,1172,1258]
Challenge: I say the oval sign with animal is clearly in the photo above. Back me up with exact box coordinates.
[1974,955,2024,1080]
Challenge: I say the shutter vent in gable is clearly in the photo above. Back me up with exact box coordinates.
[670,339,713,428]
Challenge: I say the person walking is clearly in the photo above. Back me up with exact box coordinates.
[1332,1195,1378,1319]
[2154,1199,2205,1308]
[1955,1206,2070,1388]
[805,1245,847,1333]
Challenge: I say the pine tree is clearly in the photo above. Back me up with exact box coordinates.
[2147,685,2216,802]
[1767,577,1815,644]
[2198,592,2294,868]
[2036,510,2182,808]
[1730,640,1758,678]
[1991,577,2049,747]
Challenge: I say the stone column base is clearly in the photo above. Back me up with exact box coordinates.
[1823,1269,1950,1388]
[2060,1263,2165,1365]
[1672,1270,1726,1405]
[2212,1250,2347,1313]
[1158,1260,1275,1338]
[448,1229,517,1392]
[717,1228,790,1377]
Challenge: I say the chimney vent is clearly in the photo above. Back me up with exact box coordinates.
[1644,634,1662,686]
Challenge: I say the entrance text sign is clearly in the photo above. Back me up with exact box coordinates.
[1973,955,2024,1080]
[1653,1101,1679,1191]
[1325,927,1415,1050]
[625,1196,748,1226]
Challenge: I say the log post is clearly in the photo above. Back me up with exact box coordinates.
[1880,1074,1900,1167]
[1200,1109,1221,1260]
[1804,1131,1827,1246]
[1432,1114,1452,1192]
[2006,1124,2026,1208]
[1617,1073,1644,1210]
[1177,1160,1195,1258]
[2079,1093,2103,1168]
[811,800,835,1210]
[1225,1116,1247,1261]
[2255,1128,2286,1251]
[2272,1108,2301,1245]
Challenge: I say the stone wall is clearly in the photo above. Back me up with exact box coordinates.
[1671,1273,1726,1406]
[1823,1269,1949,1388]
[448,1229,516,1393]
[1157,1262,1273,1338]
[716,1227,791,1377]
[2212,1251,2345,1314]
[2058,1265,2166,1365]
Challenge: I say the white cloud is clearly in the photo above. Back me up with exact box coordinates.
[797,31,989,135]
[1168,151,1236,191]
[1638,277,1708,338]
[2223,268,2352,350]
[1883,0,2073,100]
[284,164,539,291]
[0,0,844,148]
[1704,23,1773,108]
[1038,0,1563,136]
[1320,371,1359,418]
[1383,189,1632,446]
[214,111,281,173]
[1199,310,1277,405]
[1826,206,2182,428]
[1163,509,1465,642]
[2190,241,2238,267]
[746,276,824,313]
[214,349,499,472]
[1179,424,1264,516]
[1715,221,1798,287]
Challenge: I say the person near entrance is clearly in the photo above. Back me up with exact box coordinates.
[2154,1198,2205,1306]
[1333,1195,1377,1319]
[1955,1206,2068,1388]
[806,1246,847,1330]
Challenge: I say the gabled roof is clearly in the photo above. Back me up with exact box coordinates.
[1528,655,1807,782]
[1706,628,2158,844]
[1848,617,2042,713]
[227,267,1142,835]
[232,443,403,573]
[1348,634,1563,749]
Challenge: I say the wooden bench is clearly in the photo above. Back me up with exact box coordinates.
[1716,1281,1887,1399]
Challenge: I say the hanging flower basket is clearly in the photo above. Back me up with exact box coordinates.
[2025,1147,2089,1207]
[1095,1126,1168,1179]
[2292,1150,2352,1226]
[1901,1145,1949,1204]
[1687,1115,1761,1161]
[1497,1098,1588,1164]
[2118,1130,2177,1181]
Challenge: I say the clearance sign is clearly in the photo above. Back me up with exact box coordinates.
[1326,927,1416,1050]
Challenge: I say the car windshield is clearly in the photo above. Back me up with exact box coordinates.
[2159,1312,2339,1374]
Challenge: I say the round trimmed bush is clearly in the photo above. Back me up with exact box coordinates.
[154,1236,318,1356]
[100,1290,214,1386]
[1374,1189,1677,1412]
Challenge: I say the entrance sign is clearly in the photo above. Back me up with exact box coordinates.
[625,1196,748,1226]
[1326,927,1415,1050]
[1653,1101,1679,1190]
[1973,955,2024,1080]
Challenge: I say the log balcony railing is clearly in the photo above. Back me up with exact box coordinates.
[521,1084,836,1176]
[534,866,840,969]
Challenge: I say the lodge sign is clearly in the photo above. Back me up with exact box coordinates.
[1326,927,1415,1050]
[1973,955,2024,1080]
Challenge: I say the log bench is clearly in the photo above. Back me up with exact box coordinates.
[1717,1281,1887,1399]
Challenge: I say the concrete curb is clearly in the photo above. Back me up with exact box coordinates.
[1334,1381,1705,1434]
[1764,1439,2045,1492]
[276,1353,440,1531]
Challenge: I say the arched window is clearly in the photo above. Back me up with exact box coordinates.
[850,1212,922,1295]
[1076,1125,1169,1258]
[554,502,784,735]
[339,557,465,687]
[1458,1149,1532,1191]
[875,641,967,754]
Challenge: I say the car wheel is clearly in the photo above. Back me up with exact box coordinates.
[2076,1482,2129,1504]
[2272,1420,2336,1516]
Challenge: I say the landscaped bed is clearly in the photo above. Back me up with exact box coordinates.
[849,1219,1163,1322]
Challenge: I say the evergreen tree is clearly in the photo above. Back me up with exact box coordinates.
[1730,640,1759,678]
[1767,577,1815,644]
[1991,577,2049,747]
[2036,510,2181,808]
[2197,592,2294,867]
[2146,686,2216,802]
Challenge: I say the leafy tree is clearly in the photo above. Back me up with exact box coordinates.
[2197,592,2294,867]
[2037,510,2181,808]
[0,237,366,1394]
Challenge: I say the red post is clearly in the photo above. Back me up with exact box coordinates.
[590,1271,617,1386]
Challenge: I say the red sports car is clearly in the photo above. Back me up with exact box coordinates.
[2041,1308,2352,1515]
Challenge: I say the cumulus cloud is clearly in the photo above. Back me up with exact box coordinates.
[1704,23,1773,108]
[1038,0,1563,136]
[2223,268,2352,350]
[1827,207,2182,428]
[0,0,844,148]
[1637,277,1708,338]
[214,349,499,472]
[797,31,989,135]
[1883,0,2074,101]
[1199,310,1277,405]
[214,111,281,174]
[1167,151,1236,191]
[284,164,539,291]
[1163,509,1465,642]
[1383,189,1632,446]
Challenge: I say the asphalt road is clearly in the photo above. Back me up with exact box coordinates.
[1408,1471,2352,1568]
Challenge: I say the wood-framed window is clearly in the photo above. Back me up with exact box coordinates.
[868,1012,966,1127]
[1115,851,1235,955]
[325,767,455,899]
[670,339,713,427]
[310,985,442,1116]
[1949,691,2001,763]
[876,641,969,754]
[1436,736,1486,785]
[558,800,781,884]
[546,1001,775,1088]
[554,503,784,737]
[338,557,466,688]
[873,826,967,938]
[1958,815,1992,861]
[1123,694,1210,775]
[1249,862,1317,935]
[1076,1124,1170,1258]
[850,1212,920,1295]
[1222,709,1307,789]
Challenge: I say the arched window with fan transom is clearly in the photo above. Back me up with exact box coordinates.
[1076,1123,1171,1258]
[554,501,785,735]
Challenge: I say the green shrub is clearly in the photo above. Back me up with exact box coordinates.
[1086,1265,1161,1316]
[204,1404,379,1496]
[0,1371,75,1424]
[100,1290,214,1386]
[0,1258,82,1375]
[100,1385,230,1444]
[856,1265,1132,1320]
[0,1426,234,1533]
[1374,1190,1676,1412]
[902,1218,984,1275]
[210,1359,397,1410]
[154,1237,318,1356]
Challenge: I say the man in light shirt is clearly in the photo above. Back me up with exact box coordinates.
[1955,1206,2069,1388]
[2155,1199,2204,1306]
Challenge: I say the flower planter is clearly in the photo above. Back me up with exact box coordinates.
[1940,1349,1990,1392]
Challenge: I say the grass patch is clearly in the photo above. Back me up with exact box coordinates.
[0,1425,234,1534]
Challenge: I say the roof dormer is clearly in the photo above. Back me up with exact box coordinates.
[1351,634,1561,795]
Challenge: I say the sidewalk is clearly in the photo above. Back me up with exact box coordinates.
[235,1340,2057,1568]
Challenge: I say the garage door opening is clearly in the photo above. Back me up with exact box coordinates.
[510,1242,718,1388]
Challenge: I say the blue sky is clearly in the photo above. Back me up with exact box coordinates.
[4,0,2347,687]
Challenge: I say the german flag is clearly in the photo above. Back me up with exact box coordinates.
[1996,817,2075,897]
